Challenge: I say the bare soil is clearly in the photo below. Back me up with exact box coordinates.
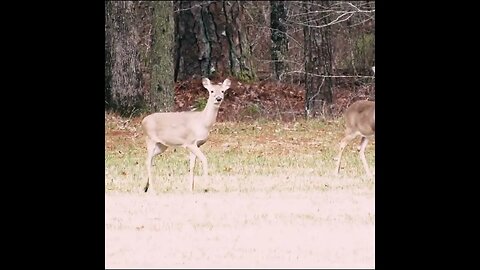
[105,177,374,268]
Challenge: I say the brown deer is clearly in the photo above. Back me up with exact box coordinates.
[334,66,375,178]
[141,78,231,192]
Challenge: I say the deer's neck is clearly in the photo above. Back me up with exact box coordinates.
[202,102,220,128]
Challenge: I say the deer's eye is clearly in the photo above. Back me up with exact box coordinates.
[221,90,225,93]
[210,91,214,93]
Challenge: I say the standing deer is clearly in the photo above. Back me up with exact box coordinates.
[334,66,375,178]
[334,100,375,178]
[141,78,231,192]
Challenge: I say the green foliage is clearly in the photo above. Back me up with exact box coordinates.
[235,70,257,83]
[111,102,148,118]
[241,103,262,118]
[194,97,208,111]
[338,33,375,73]
[354,33,375,70]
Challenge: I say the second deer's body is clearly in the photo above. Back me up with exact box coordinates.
[334,100,375,178]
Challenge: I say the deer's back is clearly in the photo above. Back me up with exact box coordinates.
[345,100,375,136]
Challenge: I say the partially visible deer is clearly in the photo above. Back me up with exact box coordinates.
[334,66,375,178]
[141,78,231,192]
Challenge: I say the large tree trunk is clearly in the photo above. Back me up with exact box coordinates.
[149,1,175,113]
[105,1,112,109]
[224,1,256,81]
[105,1,174,115]
[270,0,288,81]
[105,1,147,115]
[303,0,334,118]
[175,1,255,82]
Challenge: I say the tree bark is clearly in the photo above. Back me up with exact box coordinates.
[318,1,333,105]
[105,1,174,115]
[149,1,175,112]
[105,1,112,109]
[105,1,147,115]
[174,1,255,82]
[270,1,288,80]
[303,0,333,118]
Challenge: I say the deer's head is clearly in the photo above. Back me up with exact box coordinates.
[202,78,231,106]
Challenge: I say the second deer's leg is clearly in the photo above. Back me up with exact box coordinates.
[186,144,208,191]
[358,136,373,178]
[188,151,196,191]
[334,132,358,175]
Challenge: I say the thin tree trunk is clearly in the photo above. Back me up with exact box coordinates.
[303,0,334,118]
[270,0,288,80]
[303,1,318,118]
[105,1,112,109]
[319,0,333,105]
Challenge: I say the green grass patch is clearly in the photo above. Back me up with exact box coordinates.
[105,115,375,193]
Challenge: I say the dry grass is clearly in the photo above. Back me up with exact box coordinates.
[105,112,375,268]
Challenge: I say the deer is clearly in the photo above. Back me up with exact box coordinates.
[334,66,375,178]
[141,78,231,192]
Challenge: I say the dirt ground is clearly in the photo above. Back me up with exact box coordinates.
[105,176,374,268]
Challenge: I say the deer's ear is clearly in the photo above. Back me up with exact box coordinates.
[222,78,231,89]
[202,78,211,88]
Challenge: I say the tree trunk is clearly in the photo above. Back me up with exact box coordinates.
[270,1,288,80]
[224,1,256,81]
[303,0,333,118]
[318,1,333,105]
[149,1,175,112]
[175,1,255,82]
[105,1,147,115]
[303,2,315,118]
[105,1,112,109]
[105,1,174,115]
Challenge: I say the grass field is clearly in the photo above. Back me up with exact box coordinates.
[105,113,375,268]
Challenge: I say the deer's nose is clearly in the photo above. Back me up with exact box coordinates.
[216,96,223,102]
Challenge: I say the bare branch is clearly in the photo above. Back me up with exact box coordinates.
[285,70,375,79]
[349,15,375,27]
[285,1,374,29]
[247,25,304,47]
[174,2,213,13]
[308,76,326,106]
